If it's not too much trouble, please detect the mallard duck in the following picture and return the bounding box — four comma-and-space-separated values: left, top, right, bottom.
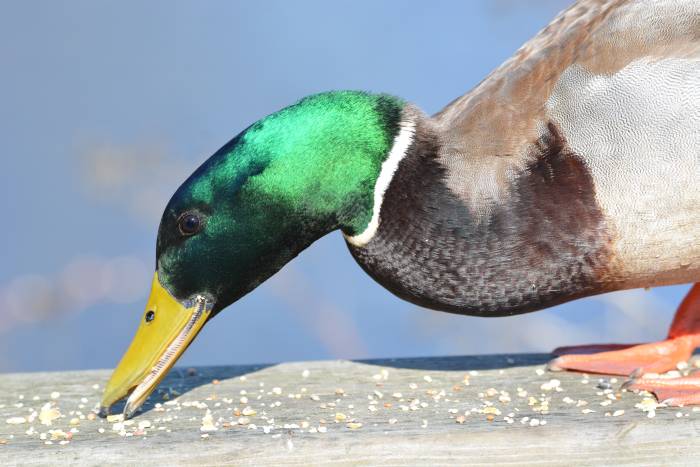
101, 0, 700, 417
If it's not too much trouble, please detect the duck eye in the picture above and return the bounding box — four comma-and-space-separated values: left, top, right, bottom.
145, 310, 155, 323
178, 212, 202, 236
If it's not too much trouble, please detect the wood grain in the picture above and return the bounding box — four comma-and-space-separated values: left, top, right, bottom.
1, 354, 699, 466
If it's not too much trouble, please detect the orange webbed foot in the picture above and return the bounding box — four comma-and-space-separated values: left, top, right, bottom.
547, 337, 697, 376
623, 374, 700, 406
547, 284, 700, 404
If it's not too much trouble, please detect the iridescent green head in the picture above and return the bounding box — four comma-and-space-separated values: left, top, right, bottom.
101, 91, 407, 418
156, 91, 405, 312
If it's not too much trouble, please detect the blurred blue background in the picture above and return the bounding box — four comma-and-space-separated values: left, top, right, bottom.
0, 0, 690, 373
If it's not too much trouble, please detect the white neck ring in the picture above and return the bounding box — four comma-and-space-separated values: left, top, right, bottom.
344, 118, 416, 247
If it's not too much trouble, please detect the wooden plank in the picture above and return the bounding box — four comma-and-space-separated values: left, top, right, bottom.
1, 354, 699, 466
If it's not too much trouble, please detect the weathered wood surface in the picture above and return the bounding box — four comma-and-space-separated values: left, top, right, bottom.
1, 354, 699, 466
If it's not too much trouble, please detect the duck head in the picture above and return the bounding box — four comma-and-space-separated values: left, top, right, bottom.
100, 91, 409, 417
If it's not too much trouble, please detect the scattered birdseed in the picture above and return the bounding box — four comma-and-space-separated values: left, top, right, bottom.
39, 403, 61, 426
138, 420, 152, 430
540, 379, 561, 391
4, 360, 694, 447
635, 398, 659, 418
596, 380, 612, 390
200, 410, 217, 432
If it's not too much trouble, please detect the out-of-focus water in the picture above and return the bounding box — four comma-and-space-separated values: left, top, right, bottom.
0, 0, 690, 372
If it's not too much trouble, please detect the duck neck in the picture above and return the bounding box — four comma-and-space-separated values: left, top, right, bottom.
347, 119, 615, 316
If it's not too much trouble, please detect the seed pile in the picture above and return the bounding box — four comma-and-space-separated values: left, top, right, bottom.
2, 358, 699, 447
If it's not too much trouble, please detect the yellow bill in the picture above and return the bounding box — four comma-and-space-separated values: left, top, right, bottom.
100, 272, 212, 419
